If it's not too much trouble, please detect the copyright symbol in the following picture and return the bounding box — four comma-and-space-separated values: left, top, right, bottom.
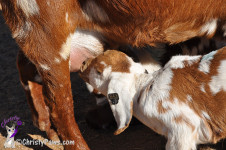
16, 139, 21, 144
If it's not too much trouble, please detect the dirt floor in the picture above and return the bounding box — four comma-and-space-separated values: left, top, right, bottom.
0, 12, 225, 150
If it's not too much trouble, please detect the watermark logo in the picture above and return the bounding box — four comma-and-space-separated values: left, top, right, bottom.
2, 116, 74, 148
1, 115, 24, 149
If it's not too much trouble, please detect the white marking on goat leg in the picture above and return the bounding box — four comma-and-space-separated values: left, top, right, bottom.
54, 58, 61, 64
40, 64, 50, 71
187, 95, 192, 102
200, 83, 206, 93
69, 61, 71, 70
17, 0, 40, 17
100, 61, 107, 67
60, 34, 72, 60
200, 19, 217, 36
65, 12, 69, 23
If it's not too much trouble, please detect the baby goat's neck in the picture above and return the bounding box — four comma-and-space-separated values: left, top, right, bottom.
133, 73, 155, 102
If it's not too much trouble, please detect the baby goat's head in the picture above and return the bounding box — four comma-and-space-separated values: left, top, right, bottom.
80, 50, 146, 135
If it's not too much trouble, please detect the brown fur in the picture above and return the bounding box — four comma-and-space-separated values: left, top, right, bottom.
80, 50, 131, 82
1, 0, 226, 149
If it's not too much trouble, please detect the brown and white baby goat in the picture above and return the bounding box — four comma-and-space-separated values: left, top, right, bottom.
80, 48, 226, 150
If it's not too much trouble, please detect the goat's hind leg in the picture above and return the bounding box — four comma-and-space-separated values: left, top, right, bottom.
17, 50, 59, 141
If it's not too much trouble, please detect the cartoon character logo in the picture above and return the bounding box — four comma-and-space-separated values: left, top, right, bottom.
3, 120, 24, 149
4, 124, 16, 148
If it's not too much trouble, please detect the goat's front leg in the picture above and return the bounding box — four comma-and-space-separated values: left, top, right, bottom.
33, 52, 89, 150
17, 50, 59, 141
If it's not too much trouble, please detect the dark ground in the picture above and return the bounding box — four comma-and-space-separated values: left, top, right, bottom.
0, 11, 225, 150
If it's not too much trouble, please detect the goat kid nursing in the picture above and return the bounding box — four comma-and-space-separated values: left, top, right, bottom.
80, 48, 226, 150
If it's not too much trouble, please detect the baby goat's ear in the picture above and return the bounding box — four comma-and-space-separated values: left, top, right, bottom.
107, 75, 134, 135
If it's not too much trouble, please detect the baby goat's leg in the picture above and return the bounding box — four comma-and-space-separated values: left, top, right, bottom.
17, 51, 59, 141
166, 130, 197, 150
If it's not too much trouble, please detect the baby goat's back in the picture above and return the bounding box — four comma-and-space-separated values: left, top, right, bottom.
164, 46, 226, 143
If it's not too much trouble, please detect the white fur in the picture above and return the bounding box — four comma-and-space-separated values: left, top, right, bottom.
54, 58, 61, 63
86, 82, 94, 93
100, 61, 107, 67
88, 66, 112, 94
200, 19, 218, 36
202, 111, 211, 120
209, 60, 226, 95
60, 34, 72, 60
65, 12, 69, 23
187, 95, 192, 102
17, 0, 39, 17
40, 64, 50, 70
71, 29, 104, 56
200, 83, 206, 93
128, 57, 147, 74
